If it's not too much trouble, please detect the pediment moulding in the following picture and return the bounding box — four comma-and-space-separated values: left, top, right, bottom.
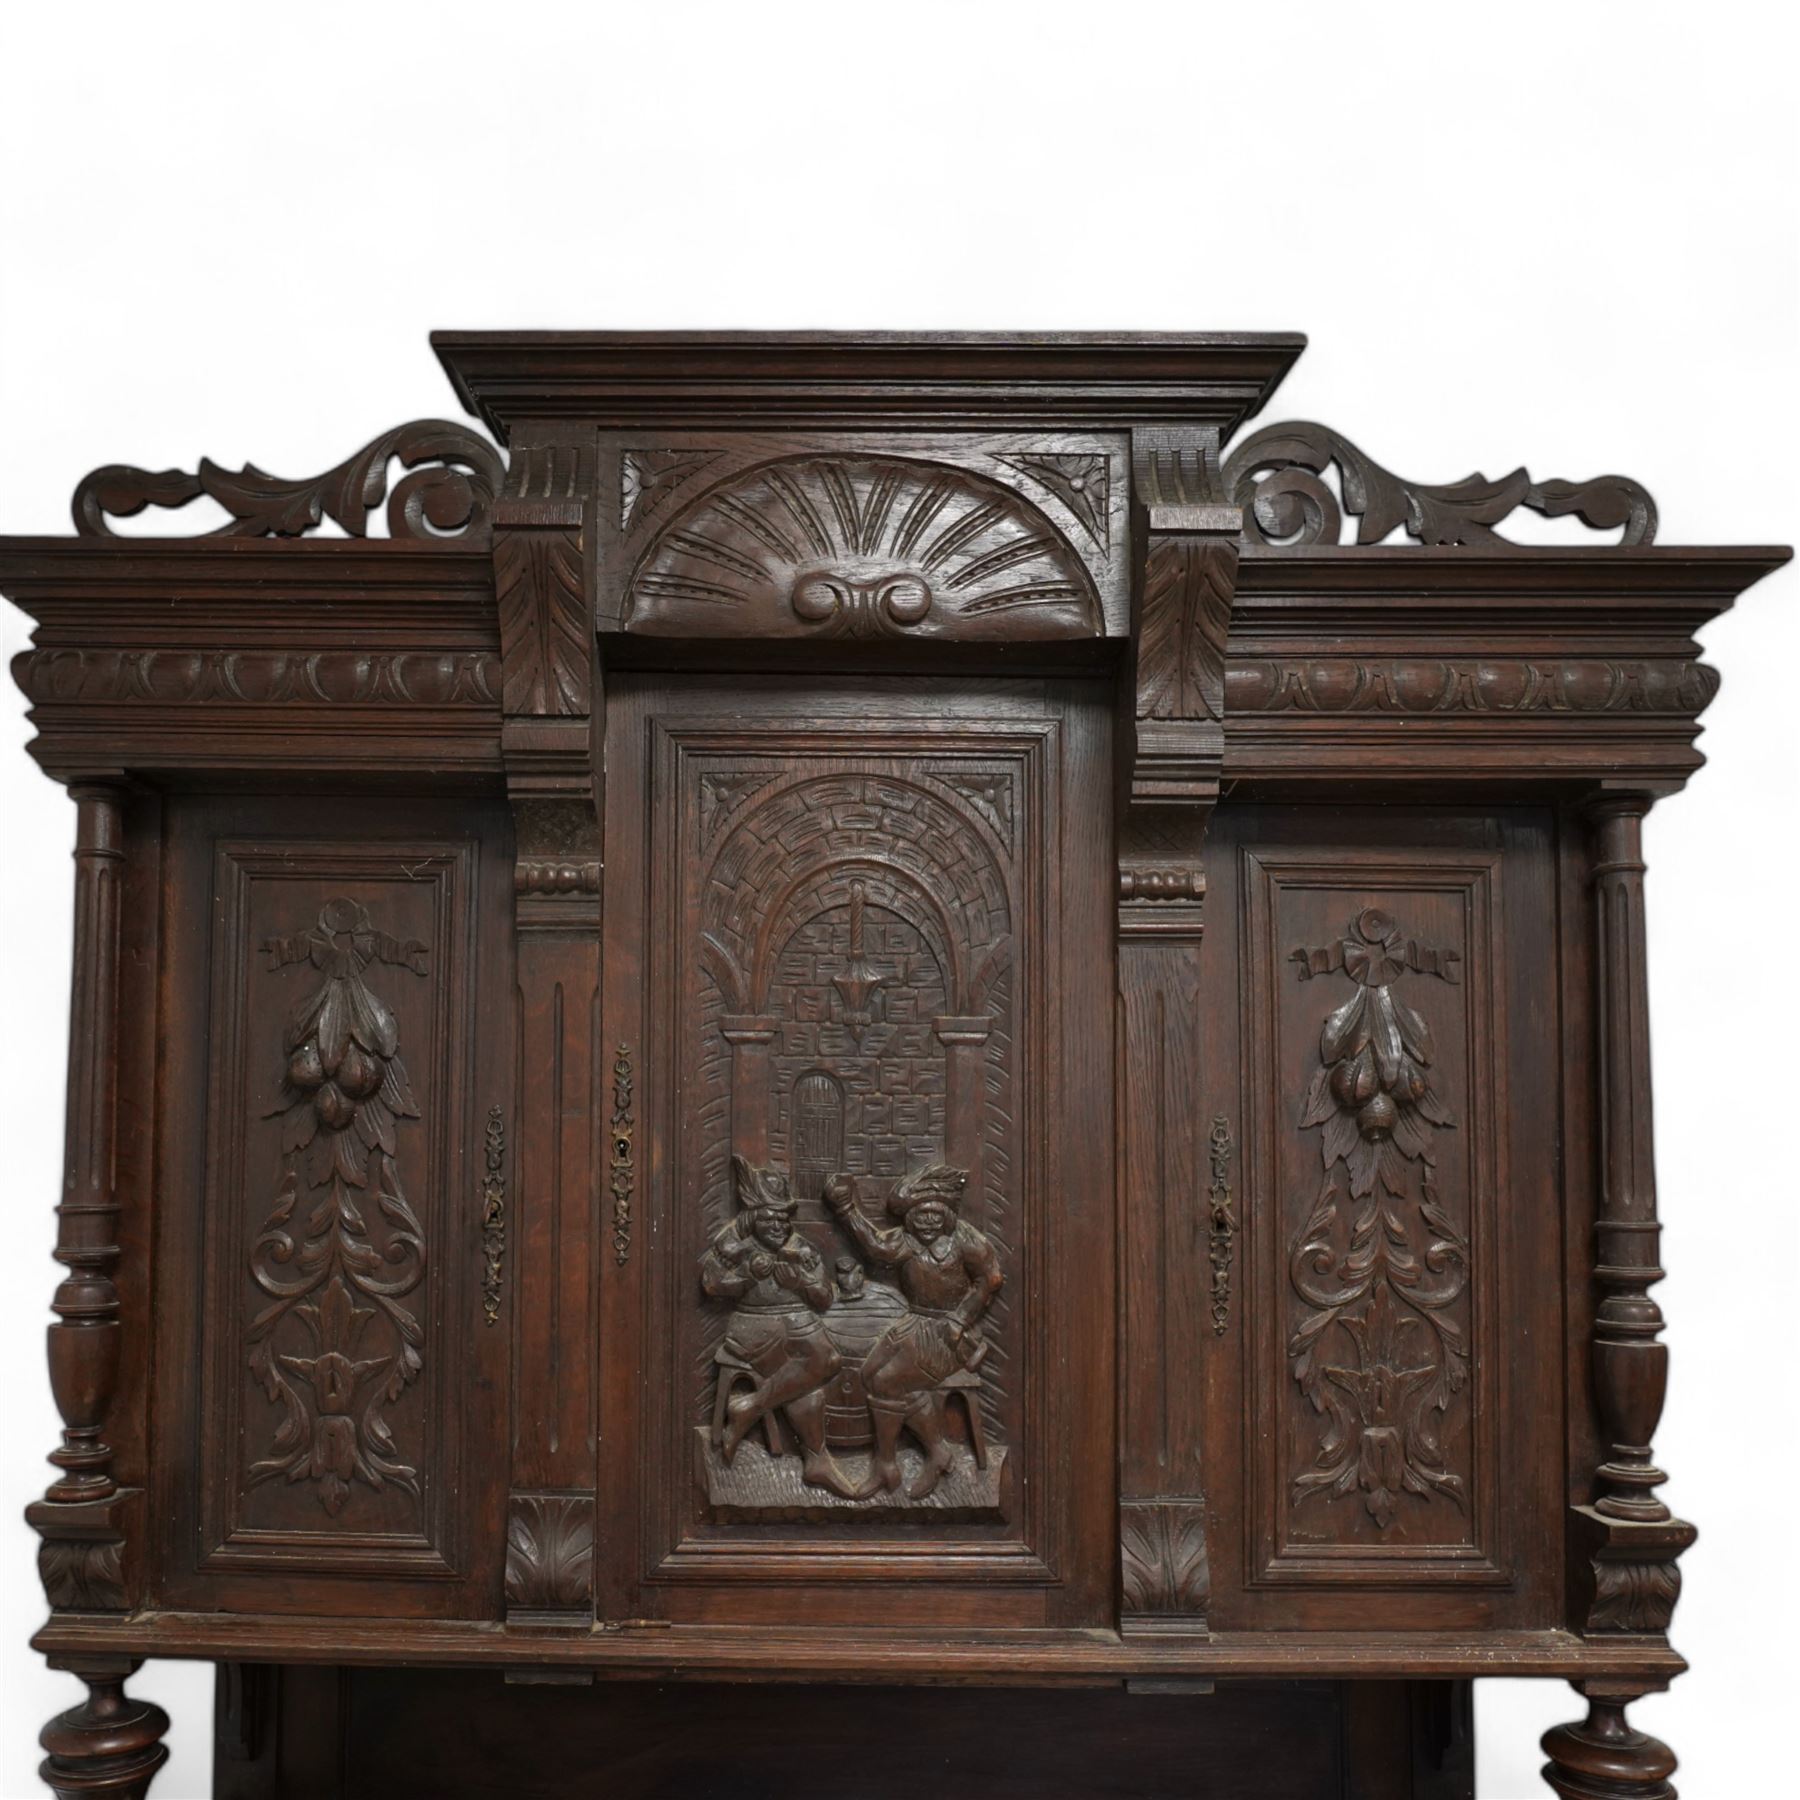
1, 333, 1787, 790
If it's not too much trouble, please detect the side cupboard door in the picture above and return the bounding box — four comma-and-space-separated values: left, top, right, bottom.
1198, 804, 1563, 1632
600, 674, 1113, 1629
154, 793, 513, 1618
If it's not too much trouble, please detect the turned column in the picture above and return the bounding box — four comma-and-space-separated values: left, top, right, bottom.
1546, 796, 1695, 1791
1569, 796, 1695, 1636
1588, 797, 1676, 1520
44, 784, 127, 1503
40, 1660, 168, 1800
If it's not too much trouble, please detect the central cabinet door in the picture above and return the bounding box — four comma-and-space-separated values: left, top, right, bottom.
599, 674, 1112, 1628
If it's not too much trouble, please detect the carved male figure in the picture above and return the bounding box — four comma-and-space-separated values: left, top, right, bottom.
699, 1155, 859, 1497
824, 1164, 1004, 1498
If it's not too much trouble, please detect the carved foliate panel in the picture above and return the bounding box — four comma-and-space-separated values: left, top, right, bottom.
596, 433, 1130, 637
1243, 850, 1505, 1584
197, 843, 476, 1575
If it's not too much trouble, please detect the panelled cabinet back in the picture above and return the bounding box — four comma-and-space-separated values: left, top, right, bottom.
1, 332, 1786, 1800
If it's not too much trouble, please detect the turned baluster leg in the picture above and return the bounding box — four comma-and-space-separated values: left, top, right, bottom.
40, 1660, 169, 1800
1543, 1683, 1676, 1800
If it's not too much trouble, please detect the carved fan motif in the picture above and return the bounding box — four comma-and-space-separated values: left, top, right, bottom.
627, 455, 1101, 639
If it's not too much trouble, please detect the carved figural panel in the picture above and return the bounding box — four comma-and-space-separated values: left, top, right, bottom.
1244, 853, 1502, 1584
656, 738, 1043, 1543
199, 843, 475, 1574
602, 436, 1128, 638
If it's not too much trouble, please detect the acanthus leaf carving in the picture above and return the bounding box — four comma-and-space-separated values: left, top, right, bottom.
494, 524, 589, 718
1288, 906, 1469, 1531
1588, 1558, 1682, 1634
504, 1492, 595, 1613
247, 897, 429, 1517
1120, 1500, 1211, 1617
1137, 538, 1237, 724
72, 419, 503, 542
36, 1535, 126, 1612
1222, 421, 1656, 547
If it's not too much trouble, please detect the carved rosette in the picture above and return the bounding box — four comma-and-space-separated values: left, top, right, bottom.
247, 898, 430, 1517
1288, 908, 1469, 1529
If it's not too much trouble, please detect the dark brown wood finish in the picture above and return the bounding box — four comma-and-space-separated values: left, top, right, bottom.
1, 332, 1788, 1797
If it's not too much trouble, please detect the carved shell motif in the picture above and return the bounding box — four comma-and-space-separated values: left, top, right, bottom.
627, 454, 1101, 639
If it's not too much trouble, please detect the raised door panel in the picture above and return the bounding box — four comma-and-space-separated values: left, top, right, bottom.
156, 795, 512, 1615
601, 676, 1112, 1627
1200, 806, 1562, 1631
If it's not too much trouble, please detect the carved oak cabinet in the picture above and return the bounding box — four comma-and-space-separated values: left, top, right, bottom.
3, 333, 1787, 1799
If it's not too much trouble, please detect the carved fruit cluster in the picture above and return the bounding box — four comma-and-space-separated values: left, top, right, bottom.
248, 898, 430, 1515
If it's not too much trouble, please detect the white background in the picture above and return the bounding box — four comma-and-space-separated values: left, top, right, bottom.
1, 4, 1794, 1795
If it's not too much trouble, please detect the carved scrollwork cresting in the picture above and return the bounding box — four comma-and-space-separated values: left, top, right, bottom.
1120, 1500, 1211, 1620
246, 898, 430, 1517
1287, 908, 1470, 1529
72, 419, 504, 542
1208, 1116, 1236, 1336
1221, 421, 1657, 547
610, 1045, 634, 1267
480, 1108, 506, 1328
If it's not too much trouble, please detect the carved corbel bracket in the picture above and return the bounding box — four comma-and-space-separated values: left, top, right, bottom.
505, 1491, 596, 1627
1118, 428, 1241, 940
494, 441, 599, 916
